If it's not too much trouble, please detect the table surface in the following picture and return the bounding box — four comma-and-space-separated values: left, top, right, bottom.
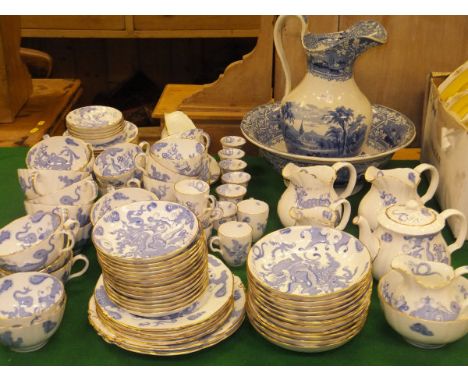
0, 148, 467, 366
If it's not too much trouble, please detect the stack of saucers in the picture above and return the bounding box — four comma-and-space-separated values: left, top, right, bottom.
246, 226, 372, 352
65, 106, 139, 155
18, 136, 97, 251
88, 257, 245, 356
92, 200, 208, 317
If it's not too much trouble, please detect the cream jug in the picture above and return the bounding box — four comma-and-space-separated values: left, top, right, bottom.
358, 163, 439, 230
277, 162, 356, 227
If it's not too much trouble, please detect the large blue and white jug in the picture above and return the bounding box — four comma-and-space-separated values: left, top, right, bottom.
274, 16, 387, 157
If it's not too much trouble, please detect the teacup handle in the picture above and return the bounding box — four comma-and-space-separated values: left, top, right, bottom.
439, 209, 467, 255
201, 132, 211, 149
414, 163, 439, 204
57, 228, 76, 253
68, 254, 90, 281
138, 141, 150, 154
208, 236, 224, 256
126, 178, 141, 188
134, 152, 148, 175
207, 206, 224, 223
85, 143, 94, 161
332, 162, 357, 199
331, 199, 352, 231
83, 179, 99, 200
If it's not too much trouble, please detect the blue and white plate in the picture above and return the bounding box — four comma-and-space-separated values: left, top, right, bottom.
0, 272, 65, 320
240, 103, 416, 185
93, 255, 233, 330
26, 136, 92, 171
92, 200, 198, 260
88, 275, 244, 355
248, 226, 371, 297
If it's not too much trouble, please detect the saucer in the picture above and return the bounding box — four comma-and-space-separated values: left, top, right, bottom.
240, 103, 415, 186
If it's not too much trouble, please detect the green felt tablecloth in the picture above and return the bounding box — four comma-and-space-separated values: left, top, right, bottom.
0, 147, 467, 366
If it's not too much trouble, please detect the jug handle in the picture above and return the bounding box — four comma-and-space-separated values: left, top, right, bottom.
273, 15, 308, 98
332, 199, 352, 231
439, 209, 467, 255
414, 163, 439, 204
332, 162, 357, 199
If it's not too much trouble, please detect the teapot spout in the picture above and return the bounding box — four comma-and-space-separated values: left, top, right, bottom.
352, 215, 379, 261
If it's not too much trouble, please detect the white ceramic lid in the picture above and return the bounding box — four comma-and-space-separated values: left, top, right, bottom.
379, 200, 443, 236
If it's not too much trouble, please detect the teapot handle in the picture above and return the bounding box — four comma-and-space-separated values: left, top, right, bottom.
273, 15, 308, 98
439, 209, 467, 255
414, 163, 439, 204
332, 162, 357, 199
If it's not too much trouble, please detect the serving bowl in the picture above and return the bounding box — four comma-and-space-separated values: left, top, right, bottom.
0, 211, 78, 273
240, 103, 416, 187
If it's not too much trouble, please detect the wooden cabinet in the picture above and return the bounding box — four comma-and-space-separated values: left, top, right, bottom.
20, 16, 261, 38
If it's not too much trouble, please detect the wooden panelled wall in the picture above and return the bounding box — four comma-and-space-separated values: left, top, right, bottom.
275, 16, 468, 145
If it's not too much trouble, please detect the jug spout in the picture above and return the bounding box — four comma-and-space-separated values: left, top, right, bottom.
352, 216, 379, 260
346, 20, 388, 52
364, 166, 383, 183
282, 162, 301, 182
391, 255, 455, 290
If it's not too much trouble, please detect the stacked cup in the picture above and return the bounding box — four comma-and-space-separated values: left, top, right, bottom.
0, 210, 82, 282
174, 179, 223, 242
137, 134, 209, 201
18, 136, 98, 252
93, 142, 148, 193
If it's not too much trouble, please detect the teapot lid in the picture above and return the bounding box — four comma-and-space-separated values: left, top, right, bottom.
378, 200, 443, 235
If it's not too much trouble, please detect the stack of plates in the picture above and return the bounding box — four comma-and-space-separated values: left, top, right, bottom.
65, 106, 139, 154
89, 256, 246, 356
92, 200, 208, 317
246, 226, 372, 352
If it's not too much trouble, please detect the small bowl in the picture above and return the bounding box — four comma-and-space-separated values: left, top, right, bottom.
218, 148, 245, 160
216, 184, 247, 204
219, 159, 247, 175
91, 187, 159, 225
0, 212, 78, 273
28, 177, 98, 206
17, 169, 89, 200
221, 171, 251, 188
220, 136, 246, 149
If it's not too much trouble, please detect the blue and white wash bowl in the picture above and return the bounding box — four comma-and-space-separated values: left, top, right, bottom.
378, 259, 468, 349
0, 211, 79, 273
26, 136, 93, 172
240, 103, 415, 187
0, 272, 66, 352
17, 169, 89, 200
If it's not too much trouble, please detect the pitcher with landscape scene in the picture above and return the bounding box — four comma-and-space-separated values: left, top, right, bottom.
274, 16, 387, 157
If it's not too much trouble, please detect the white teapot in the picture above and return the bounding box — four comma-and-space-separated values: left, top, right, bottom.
354, 200, 467, 280
358, 163, 439, 230
277, 162, 356, 227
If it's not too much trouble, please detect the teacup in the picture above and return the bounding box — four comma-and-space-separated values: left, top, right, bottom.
149, 137, 205, 177
135, 151, 197, 183
94, 142, 146, 178
216, 184, 247, 204
221, 171, 251, 188
218, 148, 245, 160
26, 136, 92, 172
174, 179, 216, 216
142, 174, 176, 202
73, 223, 93, 252
91, 187, 159, 225
198, 204, 224, 229
237, 198, 269, 242
0, 212, 78, 273
24, 202, 93, 229
213, 201, 237, 230
49, 252, 89, 284
172, 128, 211, 150
209, 221, 252, 267
28, 177, 98, 206
289, 199, 352, 230
219, 159, 247, 174
18, 169, 89, 199
220, 136, 246, 149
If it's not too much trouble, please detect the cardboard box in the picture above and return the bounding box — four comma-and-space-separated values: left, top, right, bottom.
421, 72, 468, 240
